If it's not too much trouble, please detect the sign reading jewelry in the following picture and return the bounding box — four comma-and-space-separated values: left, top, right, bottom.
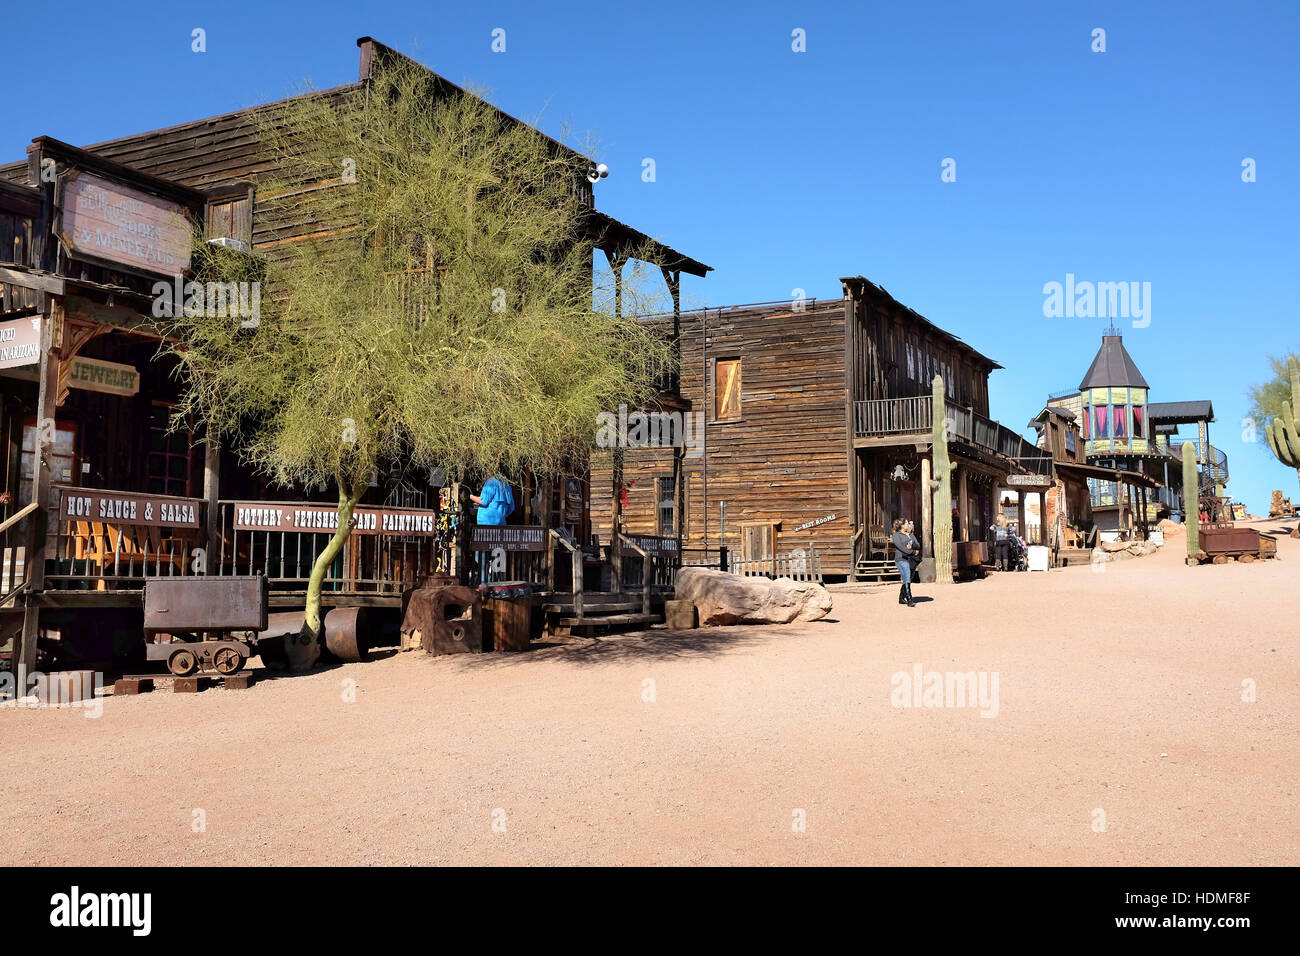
59, 170, 193, 274
233, 503, 438, 535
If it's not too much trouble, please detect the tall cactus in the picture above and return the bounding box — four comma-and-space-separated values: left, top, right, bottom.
1264, 356, 1300, 491
1182, 440, 1199, 562
930, 374, 955, 583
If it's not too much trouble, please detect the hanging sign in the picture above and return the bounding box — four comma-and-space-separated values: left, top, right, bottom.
471, 525, 547, 552
66, 356, 140, 396
1005, 474, 1052, 487
0, 316, 41, 369
59, 170, 193, 274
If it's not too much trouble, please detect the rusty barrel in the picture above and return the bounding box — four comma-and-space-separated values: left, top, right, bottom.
324, 606, 370, 663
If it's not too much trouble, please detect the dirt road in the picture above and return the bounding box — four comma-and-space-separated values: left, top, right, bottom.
2, 521, 1296, 865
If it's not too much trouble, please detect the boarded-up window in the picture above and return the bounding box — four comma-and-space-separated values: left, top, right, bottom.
714, 358, 741, 420
205, 193, 253, 245
740, 521, 778, 561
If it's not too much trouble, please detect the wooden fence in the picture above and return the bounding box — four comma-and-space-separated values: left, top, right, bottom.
731, 544, 823, 584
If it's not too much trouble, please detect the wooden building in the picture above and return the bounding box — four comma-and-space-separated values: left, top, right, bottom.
0, 37, 709, 674
593, 277, 1052, 582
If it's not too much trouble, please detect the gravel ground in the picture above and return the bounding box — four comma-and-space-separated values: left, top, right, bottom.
2, 521, 1296, 866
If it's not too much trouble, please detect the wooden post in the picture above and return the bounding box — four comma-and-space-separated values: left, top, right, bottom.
202, 435, 220, 574
611, 449, 624, 594
920, 455, 933, 558
1038, 490, 1047, 546
1016, 489, 1026, 540
17, 295, 62, 679
956, 465, 968, 542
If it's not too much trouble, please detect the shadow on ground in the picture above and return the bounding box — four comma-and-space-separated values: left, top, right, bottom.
442, 623, 785, 670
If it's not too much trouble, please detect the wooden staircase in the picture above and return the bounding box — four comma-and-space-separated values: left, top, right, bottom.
854, 559, 900, 583
543, 592, 663, 637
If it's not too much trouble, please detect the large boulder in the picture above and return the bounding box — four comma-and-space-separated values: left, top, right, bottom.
675, 567, 832, 626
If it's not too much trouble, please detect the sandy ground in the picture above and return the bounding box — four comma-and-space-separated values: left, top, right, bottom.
2, 520, 1296, 866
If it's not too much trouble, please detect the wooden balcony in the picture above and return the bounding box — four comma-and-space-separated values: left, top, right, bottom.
853, 396, 1052, 477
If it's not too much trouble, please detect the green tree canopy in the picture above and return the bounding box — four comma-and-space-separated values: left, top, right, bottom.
157, 59, 671, 661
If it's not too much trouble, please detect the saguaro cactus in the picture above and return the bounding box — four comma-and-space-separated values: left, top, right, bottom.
1182, 440, 1200, 562
1265, 357, 1300, 490
930, 374, 955, 583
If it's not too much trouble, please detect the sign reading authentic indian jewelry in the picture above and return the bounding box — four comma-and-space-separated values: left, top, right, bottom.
0, 316, 40, 369
60, 489, 201, 528
59, 171, 192, 274
625, 534, 679, 555
471, 525, 547, 552
233, 502, 438, 536
67, 357, 139, 396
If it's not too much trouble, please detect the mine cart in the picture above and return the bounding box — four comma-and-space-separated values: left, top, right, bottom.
1198, 495, 1276, 563
142, 576, 269, 676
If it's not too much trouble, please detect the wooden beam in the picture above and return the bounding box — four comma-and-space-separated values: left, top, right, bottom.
0, 266, 63, 296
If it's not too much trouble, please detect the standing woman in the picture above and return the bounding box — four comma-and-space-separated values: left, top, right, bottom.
891, 518, 920, 607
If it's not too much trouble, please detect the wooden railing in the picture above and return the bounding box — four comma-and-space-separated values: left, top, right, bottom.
854, 395, 933, 437
47, 487, 206, 588
0, 501, 37, 604
214, 500, 438, 593
732, 543, 824, 584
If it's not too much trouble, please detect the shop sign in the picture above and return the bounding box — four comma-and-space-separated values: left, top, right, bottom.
0, 316, 40, 369
67, 356, 140, 396
232, 502, 438, 536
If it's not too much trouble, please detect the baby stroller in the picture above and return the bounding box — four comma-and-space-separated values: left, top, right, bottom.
1006, 533, 1029, 572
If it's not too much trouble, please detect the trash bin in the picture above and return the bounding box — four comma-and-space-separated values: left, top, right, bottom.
479, 581, 533, 652
1027, 545, 1050, 572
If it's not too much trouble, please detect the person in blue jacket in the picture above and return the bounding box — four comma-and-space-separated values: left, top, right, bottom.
471, 476, 514, 526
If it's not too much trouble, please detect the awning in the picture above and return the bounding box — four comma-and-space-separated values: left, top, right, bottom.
1056, 461, 1163, 489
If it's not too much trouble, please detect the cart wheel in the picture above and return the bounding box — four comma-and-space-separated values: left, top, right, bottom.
213, 647, 244, 675
168, 648, 198, 677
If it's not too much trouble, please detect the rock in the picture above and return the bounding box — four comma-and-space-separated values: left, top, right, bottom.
664, 599, 697, 630
675, 567, 832, 626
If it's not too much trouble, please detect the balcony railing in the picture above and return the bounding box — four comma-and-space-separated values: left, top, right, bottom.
853, 395, 933, 437
853, 396, 1050, 475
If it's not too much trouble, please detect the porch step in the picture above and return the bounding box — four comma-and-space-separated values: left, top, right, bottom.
854, 560, 900, 582
1057, 547, 1093, 567
558, 612, 662, 629
544, 599, 643, 615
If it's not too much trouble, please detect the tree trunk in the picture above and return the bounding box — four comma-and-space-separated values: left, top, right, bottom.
286, 477, 367, 670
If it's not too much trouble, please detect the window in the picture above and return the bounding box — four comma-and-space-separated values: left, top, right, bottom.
1132, 404, 1144, 439
906, 343, 915, 382
1112, 404, 1127, 439
714, 358, 742, 420
148, 403, 193, 497
1093, 405, 1109, 439
1066, 429, 1076, 454
204, 190, 253, 245
656, 476, 679, 537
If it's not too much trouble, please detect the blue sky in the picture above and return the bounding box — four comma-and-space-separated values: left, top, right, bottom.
2, 0, 1296, 511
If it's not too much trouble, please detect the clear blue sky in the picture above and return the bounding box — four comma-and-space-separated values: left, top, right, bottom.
2, 0, 1296, 511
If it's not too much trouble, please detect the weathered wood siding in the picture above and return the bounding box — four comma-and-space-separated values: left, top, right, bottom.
593, 301, 853, 575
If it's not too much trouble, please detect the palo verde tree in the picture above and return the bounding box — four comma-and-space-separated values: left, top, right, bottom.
159, 59, 670, 667
1248, 353, 1300, 493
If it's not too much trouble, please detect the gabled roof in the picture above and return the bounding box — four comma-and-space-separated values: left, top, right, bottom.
1079, 334, 1149, 390
1028, 404, 1078, 430
840, 275, 1002, 370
